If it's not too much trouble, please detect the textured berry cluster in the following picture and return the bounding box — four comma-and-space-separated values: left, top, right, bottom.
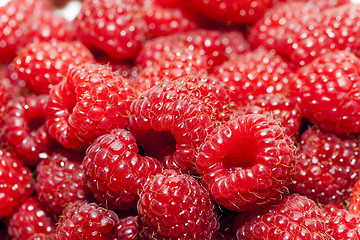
2, 0, 360, 239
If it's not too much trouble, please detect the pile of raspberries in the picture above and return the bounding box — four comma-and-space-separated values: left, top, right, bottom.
2, 0, 360, 239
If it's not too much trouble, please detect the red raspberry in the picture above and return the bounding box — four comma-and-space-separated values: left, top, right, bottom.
350, 179, 360, 215
13, 40, 95, 94
291, 127, 360, 205
28, 234, 56, 240
213, 48, 293, 104
56, 201, 120, 240
236, 194, 328, 240
0, 62, 27, 98
141, 0, 197, 38
236, 93, 302, 140
248, 2, 320, 51
115, 216, 139, 240
196, 114, 296, 211
129, 77, 232, 173
294, 51, 360, 134
0, 0, 50, 62
95, 57, 139, 82
4, 95, 53, 166
0, 149, 34, 218
83, 128, 161, 210
45, 63, 136, 150
138, 170, 219, 239
268, 0, 350, 10
7, 196, 57, 240
35, 149, 90, 215
75, 0, 148, 61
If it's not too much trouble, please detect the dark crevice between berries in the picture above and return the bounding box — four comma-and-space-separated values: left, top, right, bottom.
134, 129, 176, 162
221, 138, 257, 170
28, 116, 45, 137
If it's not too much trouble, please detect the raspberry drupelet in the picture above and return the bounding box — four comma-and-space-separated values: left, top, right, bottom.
196, 114, 296, 211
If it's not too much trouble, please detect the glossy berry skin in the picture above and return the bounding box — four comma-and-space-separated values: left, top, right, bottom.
138, 170, 219, 239
115, 216, 139, 240
294, 51, 360, 134
13, 40, 95, 94
236, 194, 328, 240
76, 0, 148, 61
35, 150, 90, 215
291, 128, 360, 206
213, 48, 293, 104
83, 128, 162, 210
4, 95, 53, 166
129, 77, 232, 173
7, 197, 57, 240
0, 149, 34, 218
46, 63, 136, 150
56, 201, 120, 240
196, 114, 296, 212
350, 179, 360, 215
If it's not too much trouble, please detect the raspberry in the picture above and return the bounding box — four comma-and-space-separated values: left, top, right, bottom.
28, 234, 56, 240
35, 149, 90, 215
95, 57, 139, 82
115, 216, 139, 240
235, 93, 302, 140
83, 128, 162, 210
350, 179, 360, 215
45, 63, 136, 150
129, 77, 232, 173
4, 95, 53, 166
196, 114, 296, 211
138, 170, 219, 239
294, 51, 360, 134
75, 0, 148, 61
0, 62, 27, 98
248, 2, 320, 50
291, 127, 360, 206
213, 48, 293, 104
56, 201, 120, 240
6, 196, 57, 240
236, 194, 328, 240
13, 40, 95, 94
0, 148, 34, 218
0, 0, 50, 62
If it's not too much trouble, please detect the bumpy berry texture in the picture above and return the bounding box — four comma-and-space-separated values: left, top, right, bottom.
0, 149, 34, 218
7, 197, 57, 240
35, 150, 90, 215
196, 114, 296, 211
129, 77, 232, 173
13, 40, 95, 94
213, 48, 293, 104
138, 170, 219, 239
83, 128, 162, 210
291, 128, 360, 206
46, 63, 136, 150
236, 194, 328, 240
350, 179, 360, 215
56, 201, 120, 240
4, 95, 53, 166
235, 93, 302, 140
76, 0, 148, 60
294, 51, 360, 134
115, 216, 139, 240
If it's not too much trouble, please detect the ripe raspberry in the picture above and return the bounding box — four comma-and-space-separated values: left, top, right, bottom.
7, 197, 57, 240
28, 233, 56, 240
236, 194, 328, 240
83, 128, 161, 210
35, 149, 90, 215
45, 63, 136, 150
138, 170, 219, 239
4, 95, 53, 166
13, 40, 95, 94
350, 179, 360, 215
56, 201, 120, 240
0, 0, 50, 62
213, 48, 293, 104
0, 62, 27, 98
129, 77, 232, 173
141, 0, 197, 38
95, 57, 139, 82
115, 216, 139, 240
0, 148, 34, 218
75, 0, 147, 60
196, 114, 296, 211
235, 93, 302, 140
248, 2, 320, 50
294, 51, 360, 134
291, 127, 360, 205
